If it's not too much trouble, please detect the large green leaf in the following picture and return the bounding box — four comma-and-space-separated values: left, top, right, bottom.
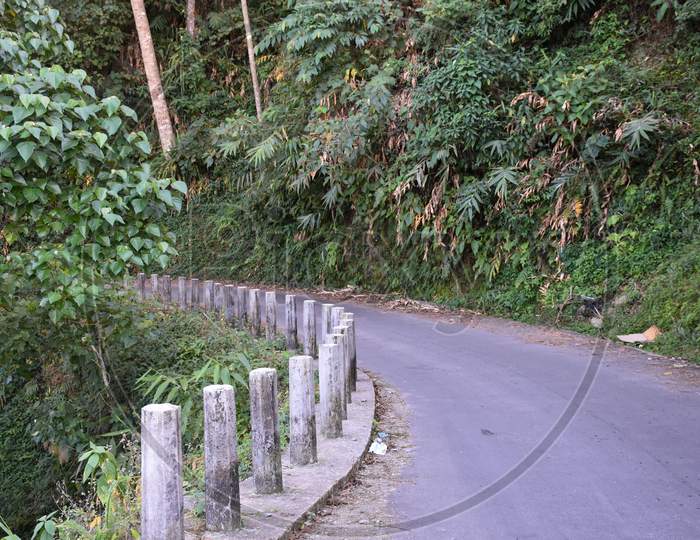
17, 141, 36, 162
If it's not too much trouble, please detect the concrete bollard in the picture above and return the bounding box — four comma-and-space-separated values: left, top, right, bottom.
285, 295, 298, 351
203, 280, 214, 311
214, 283, 223, 314
191, 278, 200, 309
343, 315, 357, 392
177, 277, 187, 309
330, 307, 344, 336
321, 303, 333, 345
288, 355, 317, 465
161, 275, 172, 303
334, 324, 352, 405
302, 300, 317, 357
249, 289, 261, 336
203, 385, 240, 531
236, 286, 248, 327
319, 344, 343, 438
224, 285, 236, 324
150, 274, 159, 299
137, 273, 146, 300
249, 368, 283, 494
140, 404, 184, 540
265, 291, 277, 341
330, 330, 349, 419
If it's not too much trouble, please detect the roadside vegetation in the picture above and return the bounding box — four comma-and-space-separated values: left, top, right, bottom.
162, 0, 698, 361
0, 1, 289, 535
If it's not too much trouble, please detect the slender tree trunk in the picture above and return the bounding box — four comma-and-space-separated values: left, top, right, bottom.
240, 0, 263, 121
186, 0, 196, 38
129, 0, 176, 154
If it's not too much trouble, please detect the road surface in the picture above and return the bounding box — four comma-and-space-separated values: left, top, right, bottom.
302, 297, 700, 539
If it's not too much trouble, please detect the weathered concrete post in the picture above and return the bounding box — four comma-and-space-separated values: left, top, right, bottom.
331, 306, 344, 335
330, 329, 349, 419
236, 286, 248, 327
265, 291, 277, 341
214, 283, 224, 314
289, 355, 317, 465
137, 273, 146, 300
190, 278, 200, 309
285, 295, 298, 350
343, 314, 357, 391
224, 285, 236, 324
204, 280, 214, 311
203, 385, 240, 531
140, 404, 184, 540
150, 274, 159, 299
321, 303, 333, 344
177, 277, 187, 309
249, 289, 261, 336
123, 273, 129, 290
249, 368, 283, 494
161, 275, 172, 303
302, 300, 317, 357
334, 325, 352, 406
319, 344, 343, 438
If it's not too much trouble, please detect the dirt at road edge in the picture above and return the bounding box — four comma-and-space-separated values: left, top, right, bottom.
292, 374, 413, 539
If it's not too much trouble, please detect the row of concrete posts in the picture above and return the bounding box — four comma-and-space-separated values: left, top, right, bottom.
131, 273, 358, 539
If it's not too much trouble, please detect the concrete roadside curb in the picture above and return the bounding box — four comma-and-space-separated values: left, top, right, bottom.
185, 369, 376, 540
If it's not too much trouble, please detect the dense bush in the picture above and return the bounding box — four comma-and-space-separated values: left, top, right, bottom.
150, 1, 699, 360
0, 299, 290, 533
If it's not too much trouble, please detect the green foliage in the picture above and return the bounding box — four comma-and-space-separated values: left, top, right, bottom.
652, 0, 700, 23
161, 0, 700, 364
0, 301, 291, 533
257, 0, 396, 83
604, 241, 700, 360
1, 0, 183, 323
0, 386, 64, 534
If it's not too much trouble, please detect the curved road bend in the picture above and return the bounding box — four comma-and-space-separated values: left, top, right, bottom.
280, 294, 700, 538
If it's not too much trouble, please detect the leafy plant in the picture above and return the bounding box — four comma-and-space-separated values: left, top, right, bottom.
1, 0, 185, 323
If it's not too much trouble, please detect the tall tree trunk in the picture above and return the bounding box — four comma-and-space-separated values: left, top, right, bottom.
129, 0, 176, 154
186, 0, 196, 38
240, 0, 262, 121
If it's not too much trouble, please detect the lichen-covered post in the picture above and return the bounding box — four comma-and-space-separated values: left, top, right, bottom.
150, 274, 159, 299
137, 273, 146, 300
141, 404, 184, 540
285, 295, 298, 350
343, 314, 357, 392
161, 275, 172, 303
302, 300, 317, 357
319, 344, 343, 438
249, 289, 261, 336
330, 330, 348, 419
203, 280, 214, 311
330, 306, 344, 335
214, 283, 223, 314
289, 355, 317, 465
334, 324, 352, 405
177, 277, 187, 309
249, 368, 283, 494
265, 291, 277, 341
203, 385, 240, 531
321, 303, 333, 345
224, 285, 235, 324
190, 278, 200, 309
236, 286, 248, 327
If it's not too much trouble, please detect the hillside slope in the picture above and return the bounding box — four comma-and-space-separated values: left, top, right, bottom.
63, 0, 700, 360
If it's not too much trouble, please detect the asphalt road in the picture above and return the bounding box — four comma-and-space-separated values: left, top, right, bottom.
314, 299, 700, 539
